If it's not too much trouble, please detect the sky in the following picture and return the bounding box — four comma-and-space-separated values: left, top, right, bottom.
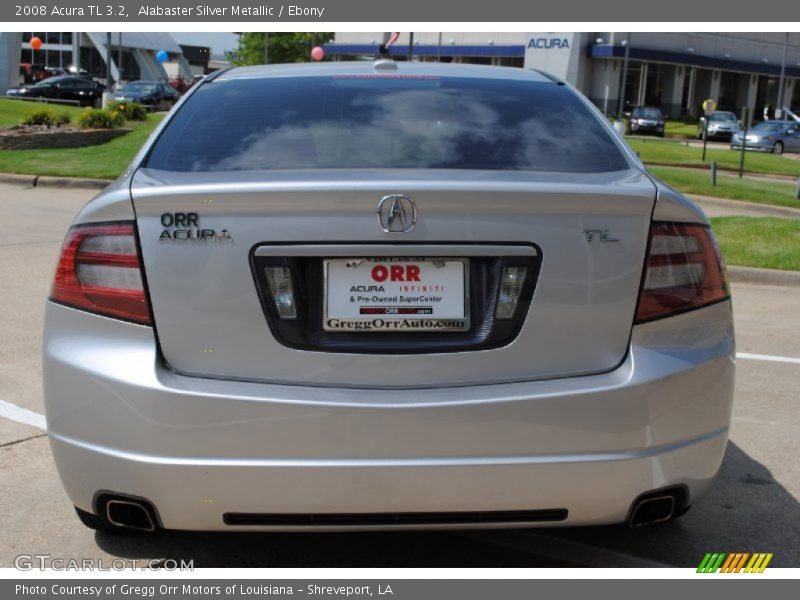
171, 32, 238, 58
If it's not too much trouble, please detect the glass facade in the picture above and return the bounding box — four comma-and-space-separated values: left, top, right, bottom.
18, 33, 141, 81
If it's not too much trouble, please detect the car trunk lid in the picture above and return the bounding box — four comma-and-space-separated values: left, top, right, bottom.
131, 167, 656, 388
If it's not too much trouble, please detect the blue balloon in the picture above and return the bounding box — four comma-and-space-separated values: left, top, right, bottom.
156, 50, 168, 63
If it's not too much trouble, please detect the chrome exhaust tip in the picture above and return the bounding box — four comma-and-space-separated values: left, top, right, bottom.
628, 495, 676, 527
105, 499, 156, 532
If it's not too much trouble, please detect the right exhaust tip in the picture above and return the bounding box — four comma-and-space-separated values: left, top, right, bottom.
627, 485, 689, 527
628, 496, 675, 527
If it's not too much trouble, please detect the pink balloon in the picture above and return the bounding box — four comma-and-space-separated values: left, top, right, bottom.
311, 46, 325, 62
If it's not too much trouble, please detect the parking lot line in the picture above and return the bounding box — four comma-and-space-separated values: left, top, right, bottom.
0, 350, 797, 432
737, 352, 800, 365
0, 399, 46, 430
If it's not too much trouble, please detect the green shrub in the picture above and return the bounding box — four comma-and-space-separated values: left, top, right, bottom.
78, 108, 125, 130
107, 100, 148, 121
21, 108, 71, 128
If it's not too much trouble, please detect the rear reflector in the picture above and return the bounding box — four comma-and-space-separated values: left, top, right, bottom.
50, 222, 152, 325
635, 222, 729, 323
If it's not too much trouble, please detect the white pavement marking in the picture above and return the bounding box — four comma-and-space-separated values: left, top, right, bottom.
737, 352, 800, 365
0, 351, 796, 431
0, 399, 46, 431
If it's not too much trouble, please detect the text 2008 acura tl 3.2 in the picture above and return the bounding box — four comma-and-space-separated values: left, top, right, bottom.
44, 61, 733, 533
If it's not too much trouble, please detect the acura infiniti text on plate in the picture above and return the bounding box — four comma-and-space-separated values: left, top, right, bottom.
43, 60, 734, 533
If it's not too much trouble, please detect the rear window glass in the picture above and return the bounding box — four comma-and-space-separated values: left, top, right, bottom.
145, 75, 629, 173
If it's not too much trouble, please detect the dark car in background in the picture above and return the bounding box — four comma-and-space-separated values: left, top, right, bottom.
697, 111, 740, 141
626, 106, 665, 137
6, 75, 104, 107
114, 81, 180, 111
730, 120, 800, 154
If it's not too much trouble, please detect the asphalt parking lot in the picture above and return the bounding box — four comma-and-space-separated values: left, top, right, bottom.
0, 181, 798, 568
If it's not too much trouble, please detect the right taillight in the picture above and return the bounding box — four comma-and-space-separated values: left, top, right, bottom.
50, 222, 152, 325
635, 221, 729, 323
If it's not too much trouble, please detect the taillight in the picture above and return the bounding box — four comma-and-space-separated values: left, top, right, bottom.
635, 222, 729, 323
50, 222, 152, 325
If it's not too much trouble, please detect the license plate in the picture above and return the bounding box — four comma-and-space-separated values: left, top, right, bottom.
324, 258, 469, 332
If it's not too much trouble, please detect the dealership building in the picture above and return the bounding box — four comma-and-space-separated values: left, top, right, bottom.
0, 32, 194, 94
325, 32, 800, 120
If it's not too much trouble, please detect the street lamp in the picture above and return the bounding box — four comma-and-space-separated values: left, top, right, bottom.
776, 33, 789, 118
616, 33, 631, 130
596, 38, 611, 115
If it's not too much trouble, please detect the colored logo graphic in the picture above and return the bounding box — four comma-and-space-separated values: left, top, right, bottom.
697, 553, 773, 573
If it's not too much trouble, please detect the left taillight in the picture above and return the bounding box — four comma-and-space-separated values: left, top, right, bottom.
50, 222, 152, 325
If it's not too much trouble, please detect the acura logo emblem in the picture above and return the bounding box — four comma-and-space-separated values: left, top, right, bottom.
376, 194, 417, 233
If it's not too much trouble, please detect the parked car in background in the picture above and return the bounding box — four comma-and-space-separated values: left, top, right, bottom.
19, 63, 48, 84
114, 81, 180, 111
45, 62, 734, 534
168, 77, 188, 95
697, 111, 740, 141
45, 67, 69, 78
730, 120, 800, 154
626, 106, 665, 137
6, 75, 104, 107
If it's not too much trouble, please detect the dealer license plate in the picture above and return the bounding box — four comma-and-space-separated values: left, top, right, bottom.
324, 258, 469, 332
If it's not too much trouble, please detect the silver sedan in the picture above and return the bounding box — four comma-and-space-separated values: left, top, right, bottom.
43, 61, 734, 533
730, 120, 800, 154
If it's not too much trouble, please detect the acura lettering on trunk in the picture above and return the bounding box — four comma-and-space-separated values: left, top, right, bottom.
44, 61, 734, 533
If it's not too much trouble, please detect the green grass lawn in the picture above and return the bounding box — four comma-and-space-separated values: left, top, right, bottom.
650, 166, 800, 209
629, 137, 800, 177
710, 216, 800, 271
0, 97, 92, 127
664, 120, 697, 138
0, 98, 161, 179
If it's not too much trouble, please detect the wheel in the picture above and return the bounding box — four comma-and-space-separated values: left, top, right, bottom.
773, 141, 784, 155
74, 506, 114, 532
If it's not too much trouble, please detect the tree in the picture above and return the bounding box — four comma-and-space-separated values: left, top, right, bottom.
228, 32, 334, 66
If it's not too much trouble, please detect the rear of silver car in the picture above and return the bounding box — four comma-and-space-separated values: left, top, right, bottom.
43, 63, 734, 532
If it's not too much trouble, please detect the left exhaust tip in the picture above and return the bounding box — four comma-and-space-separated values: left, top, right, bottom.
105, 498, 157, 532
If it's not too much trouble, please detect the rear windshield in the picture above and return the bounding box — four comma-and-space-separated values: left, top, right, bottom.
633, 108, 661, 119
710, 112, 736, 122
145, 75, 629, 173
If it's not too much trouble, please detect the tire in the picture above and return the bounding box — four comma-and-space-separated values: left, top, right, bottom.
74, 506, 114, 532
773, 141, 784, 155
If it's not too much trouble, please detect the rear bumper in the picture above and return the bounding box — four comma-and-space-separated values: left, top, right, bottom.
44, 300, 735, 530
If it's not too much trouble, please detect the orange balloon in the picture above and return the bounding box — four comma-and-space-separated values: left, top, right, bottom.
30, 37, 42, 50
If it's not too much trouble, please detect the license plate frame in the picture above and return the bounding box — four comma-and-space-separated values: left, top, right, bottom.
323, 257, 470, 333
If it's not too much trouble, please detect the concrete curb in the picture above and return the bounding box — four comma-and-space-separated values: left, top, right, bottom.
689, 194, 800, 219
728, 266, 800, 287
0, 172, 112, 190
35, 175, 111, 189
0, 173, 36, 187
